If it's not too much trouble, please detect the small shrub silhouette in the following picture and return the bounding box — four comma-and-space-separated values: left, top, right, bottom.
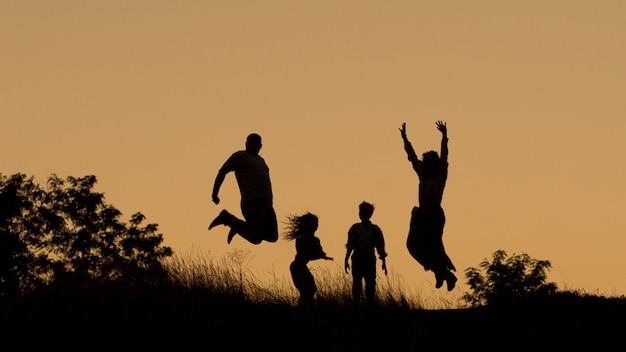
463, 249, 557, 306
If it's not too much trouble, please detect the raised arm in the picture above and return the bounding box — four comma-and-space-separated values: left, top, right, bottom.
436, 120, 448, 161
400, 122, 420, 168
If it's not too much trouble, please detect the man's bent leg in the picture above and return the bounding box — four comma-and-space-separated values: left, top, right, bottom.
241, 198, 278, 244
259, 205, 278, 242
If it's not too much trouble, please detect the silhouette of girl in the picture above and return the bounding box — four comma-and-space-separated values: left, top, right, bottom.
400, 121, 457, 291
284, 212, 333, 310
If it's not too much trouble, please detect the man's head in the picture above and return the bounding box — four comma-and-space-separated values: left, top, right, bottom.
245, 133, 262, 154
359, 201, 375, 221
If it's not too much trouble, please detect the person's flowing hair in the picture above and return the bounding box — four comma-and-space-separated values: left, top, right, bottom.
283, 212, 318, 241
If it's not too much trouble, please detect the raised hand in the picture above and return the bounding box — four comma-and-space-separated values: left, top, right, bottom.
399, 122, 407, 139
436, 120, 447, 134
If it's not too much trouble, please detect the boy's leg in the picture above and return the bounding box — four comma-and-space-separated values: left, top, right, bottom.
365, 275, 377, 306
352, 268, 363, 307
363, 257, 377, 306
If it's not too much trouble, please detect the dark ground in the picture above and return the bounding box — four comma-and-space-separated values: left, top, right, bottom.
2, 290, 625, 351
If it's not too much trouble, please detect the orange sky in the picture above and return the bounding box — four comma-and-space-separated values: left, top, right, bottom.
3, 1, 626, 299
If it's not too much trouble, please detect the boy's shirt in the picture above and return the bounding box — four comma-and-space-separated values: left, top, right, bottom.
347, 222, 386, 259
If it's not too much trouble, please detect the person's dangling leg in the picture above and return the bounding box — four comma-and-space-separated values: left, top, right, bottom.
428, 206, 457, 290
407, 207, 430, 269
434, 269, 445, 289
445, 270, 457, 291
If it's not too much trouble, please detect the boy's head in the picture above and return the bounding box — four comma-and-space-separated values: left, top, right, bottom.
358, 201, 375, 221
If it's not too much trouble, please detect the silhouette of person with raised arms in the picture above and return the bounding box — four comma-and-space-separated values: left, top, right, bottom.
208, 133, 279, 244
284, 212, 333, 311
400, 121, 457, 291
344, 201, 387, 308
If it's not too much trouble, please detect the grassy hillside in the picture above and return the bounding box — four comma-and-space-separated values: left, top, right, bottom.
2, 251, 625, 351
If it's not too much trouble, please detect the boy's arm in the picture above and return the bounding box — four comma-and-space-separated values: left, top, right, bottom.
344, 248, 352, 273
381, 256, 387, 276
375, 226, 388, 275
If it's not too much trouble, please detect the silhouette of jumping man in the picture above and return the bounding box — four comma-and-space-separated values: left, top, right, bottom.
208, 133, 279, 244
284, 212, 333, 311
400, 121, 457, 291
344, 201, 387, 308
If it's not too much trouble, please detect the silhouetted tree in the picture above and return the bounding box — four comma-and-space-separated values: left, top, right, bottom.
0, 174, 49, 296
463, 249, 557, 307
0, 173, 172, 296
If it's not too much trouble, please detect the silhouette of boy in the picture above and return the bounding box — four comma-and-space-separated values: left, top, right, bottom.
344, 201, 387, 307
208, 133, 279, 244
400, 121, 457, 291
284, 212, 333, 311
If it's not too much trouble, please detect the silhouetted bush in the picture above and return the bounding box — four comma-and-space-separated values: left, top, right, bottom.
0, 173, 172, 297
462, 249, 557, 306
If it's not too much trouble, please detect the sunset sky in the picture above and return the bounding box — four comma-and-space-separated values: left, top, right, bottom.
3, 1, 626, 299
